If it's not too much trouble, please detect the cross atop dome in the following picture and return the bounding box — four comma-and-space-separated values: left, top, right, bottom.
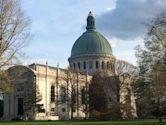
88, 11, 93, 16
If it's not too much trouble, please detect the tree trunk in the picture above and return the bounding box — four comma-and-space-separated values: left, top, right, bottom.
159, 117, 162, 123
70, 102, 73, 120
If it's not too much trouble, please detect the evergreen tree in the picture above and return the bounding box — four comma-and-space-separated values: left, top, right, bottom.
89, 71, 121, 120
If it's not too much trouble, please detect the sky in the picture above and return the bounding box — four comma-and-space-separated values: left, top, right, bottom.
21, 0, 166, 68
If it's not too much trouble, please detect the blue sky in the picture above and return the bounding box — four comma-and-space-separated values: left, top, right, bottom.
21, 0, 166, 68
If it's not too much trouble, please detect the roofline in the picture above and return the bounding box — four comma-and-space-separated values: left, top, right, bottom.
29, 63, 68, 72
29, 63, 88, 76
7, 65, 36, 74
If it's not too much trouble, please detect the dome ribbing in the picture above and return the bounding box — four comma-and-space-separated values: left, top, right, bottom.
71, 11, 112, 57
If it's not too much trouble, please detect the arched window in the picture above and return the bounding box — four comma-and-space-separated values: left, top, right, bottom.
102, 61, 105, 69
83, 62, 86, 69
78, 62, 80, 70
107, 62, 110, 69
96, 61, 99, 69
112, 63, 114, 70
51, 86, 55, 102
110, 62, 112, 70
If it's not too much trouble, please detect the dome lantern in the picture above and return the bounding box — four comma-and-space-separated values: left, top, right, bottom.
70, 11, 112, 57
69, 12, 115, 75
86, 11, 96, 30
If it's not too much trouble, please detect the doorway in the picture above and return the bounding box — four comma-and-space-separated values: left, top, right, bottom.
0, 100, 4, 118
17, 98, 23, 115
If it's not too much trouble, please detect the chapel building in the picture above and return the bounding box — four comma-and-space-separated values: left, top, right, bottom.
2, 12, 137, 120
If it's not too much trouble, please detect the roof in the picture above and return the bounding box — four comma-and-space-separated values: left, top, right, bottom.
70, 11, 112, 58
71, 30, 112, 57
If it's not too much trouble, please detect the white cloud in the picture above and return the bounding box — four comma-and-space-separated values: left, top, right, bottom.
108, 37, 118, 48
115, 50, 137, 66
106, 8, 112, 11
112, 37, 144, 65
105, 5, 116, 12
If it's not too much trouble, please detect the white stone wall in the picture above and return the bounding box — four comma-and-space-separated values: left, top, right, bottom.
33, 64, 91, 120
68, 54, 115, 75
119, 81, 137, 118
3, 64, 91, 120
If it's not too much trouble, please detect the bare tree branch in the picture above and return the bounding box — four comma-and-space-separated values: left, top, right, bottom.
0, 0, 31, 70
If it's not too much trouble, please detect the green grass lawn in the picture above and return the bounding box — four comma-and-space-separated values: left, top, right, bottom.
0, 120, 166, 125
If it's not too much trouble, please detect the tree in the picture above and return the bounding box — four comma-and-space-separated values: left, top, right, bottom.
89, 61, 137, 120
115, 60, 136, 76
89, 70, 121, 120
89, 72, 107, 112
65, 70, 78, 120
6, 66, 42, 120
61, 68, 84, 120
0, 0, 31, 69
0, 0, 31, 96
115, 60, 137, 119
0, 71, 10, 93
0, 71, 11, 118
24, 83, 42, 120
134, 10, 166, 122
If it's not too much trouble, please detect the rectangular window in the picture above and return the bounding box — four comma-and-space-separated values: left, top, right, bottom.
17, 85, 24, 92
72, 88, 76, 104
51, 86, 55, 102
74, 63, 76, 70
51, 108, 55, 111
83, 62, 86, 69
96, 61, 99, 69
60, 87, 66, 103
78, 62, 80, 69
89, 61, 92, 69
81, 87, 85, 104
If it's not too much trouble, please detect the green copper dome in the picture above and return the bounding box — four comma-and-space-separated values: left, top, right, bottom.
71, 11, 112, 57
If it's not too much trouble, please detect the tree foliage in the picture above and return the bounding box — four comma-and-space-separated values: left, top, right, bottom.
134, 10, 166, 122
0, 71, 10, 93
89, 71, 121, 120
115, 60, 137, 76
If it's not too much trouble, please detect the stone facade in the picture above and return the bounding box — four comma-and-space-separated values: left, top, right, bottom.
3, 64, 91, 120
3, 66, 35, 120
68, 54, 115, 75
